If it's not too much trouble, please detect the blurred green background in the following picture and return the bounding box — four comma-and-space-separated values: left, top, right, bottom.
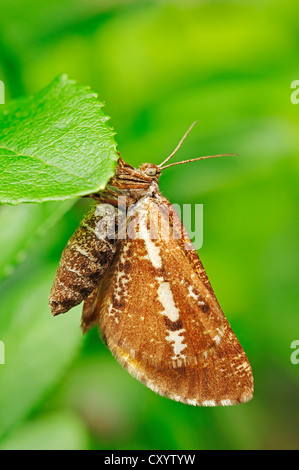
0, 0, 298, 450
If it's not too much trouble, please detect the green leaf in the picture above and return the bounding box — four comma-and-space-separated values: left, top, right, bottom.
0, 74, 118, 204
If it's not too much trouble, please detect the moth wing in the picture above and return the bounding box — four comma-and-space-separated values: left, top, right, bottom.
88, 196, 253, 406
50, 204, 119, 316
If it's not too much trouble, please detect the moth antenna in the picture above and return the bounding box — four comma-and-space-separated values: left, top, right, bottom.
159, 153, 238, 170
158, 121, 198, 168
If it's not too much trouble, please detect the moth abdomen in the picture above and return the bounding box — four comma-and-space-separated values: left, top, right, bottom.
49, 205, 119, 316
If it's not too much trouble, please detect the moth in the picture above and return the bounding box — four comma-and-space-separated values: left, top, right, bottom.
49, 123, 254, 407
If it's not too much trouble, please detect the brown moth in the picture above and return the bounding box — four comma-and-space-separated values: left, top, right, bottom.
49, 124, 254, 406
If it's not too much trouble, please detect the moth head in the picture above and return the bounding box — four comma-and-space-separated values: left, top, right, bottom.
115, 124, 237, 188
139, 163, 161, 180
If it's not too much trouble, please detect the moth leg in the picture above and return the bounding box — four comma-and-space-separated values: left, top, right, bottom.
81, 284, 102, 333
